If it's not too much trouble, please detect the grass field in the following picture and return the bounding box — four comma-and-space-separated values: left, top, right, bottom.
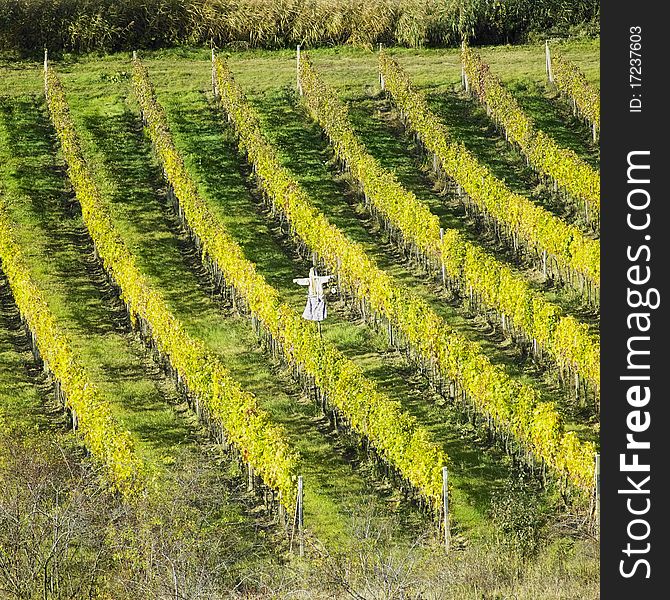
0, 38, 600, 598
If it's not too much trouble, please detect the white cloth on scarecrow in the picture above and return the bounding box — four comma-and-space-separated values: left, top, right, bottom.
293, 267, 333, 322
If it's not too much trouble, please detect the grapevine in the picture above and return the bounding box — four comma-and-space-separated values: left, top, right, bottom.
133, 55, 450, 512
550, 48, 600, 136
45, 66, 300, 510
379, 51, 600, 301
461, 45, 600, 227
300, 50, 600, 400
0, 202, 145, 496
218, 53, 596, 498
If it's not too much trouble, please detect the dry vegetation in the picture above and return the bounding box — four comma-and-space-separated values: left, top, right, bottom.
0, 0, 598, 54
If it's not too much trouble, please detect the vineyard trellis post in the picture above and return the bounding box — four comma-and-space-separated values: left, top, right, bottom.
461, 41, 469, 92
296, 45, 302, 96
298, 475, 304, 556
290, 475, 305, 557
439, 227, 446, 287
545, 40, 553, 83
379, 43, 385, 90
43, 49, 48, 94
211, 43, 216, 98
443, 466, 450, 551
595, 452, 600, 531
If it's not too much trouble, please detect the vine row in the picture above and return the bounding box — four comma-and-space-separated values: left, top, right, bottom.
133, 54, 450, 514
0, 200, 145, 496
45, 65, 300, 511
222, 52, 596, 499
549, 47, 600, 138
380, 51, 600, 304
461, 44, 600, 227
299, 50, 600, 400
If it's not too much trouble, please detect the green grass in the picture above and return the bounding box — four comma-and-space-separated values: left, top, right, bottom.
47, 69, 446, 552
341, 90, 600, 333
0, 95, 278, 567
0, 43, 600, 573
153, 79, 529, 531
232, 83, 596, 438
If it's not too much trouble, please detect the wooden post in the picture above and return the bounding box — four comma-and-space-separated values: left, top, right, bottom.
298, 475, 304, 557
545, 41, 553, 83
595, 453, 600, 528
211, 44, 216, 98
43, 48, 48, 95
439, 228, 447, 288
279, 494, 285, 526
442, 466, 450, 551
296, 45, 302, 96
545, 41, 549, 77
379, 43, 385, 90
336, 257, 341, 293
461, 41, 469, 93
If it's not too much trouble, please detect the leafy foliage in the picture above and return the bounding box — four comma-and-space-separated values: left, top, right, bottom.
380, 52, 599, 299
490, 471, 547, 558
0, 202, 145, 496
462, 45, 600, 225
0, 0, 599, 54
551, 49, 600, 131
45, 66, 300, 509
220, 52, 595, 497
134, 55, 449, 510
300, 49, 599, 397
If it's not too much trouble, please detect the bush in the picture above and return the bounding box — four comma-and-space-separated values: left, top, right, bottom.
0, 426, 273, 598
0, 429, 112, 597
490, 471, 549, 558
0, 0, 599, 55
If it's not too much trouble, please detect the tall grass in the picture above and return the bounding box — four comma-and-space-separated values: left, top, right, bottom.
0, 0, 599, 54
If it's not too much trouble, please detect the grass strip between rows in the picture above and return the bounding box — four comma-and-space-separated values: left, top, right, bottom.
44, 65, 300, 510
133, 54, 450, 513
298, 50, 600, 400
220, 53, 595, 499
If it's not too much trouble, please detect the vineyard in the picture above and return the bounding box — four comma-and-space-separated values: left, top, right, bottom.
0, 39, 599, 598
